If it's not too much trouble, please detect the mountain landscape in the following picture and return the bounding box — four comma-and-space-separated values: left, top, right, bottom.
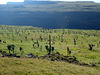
0, 0, 100, 29
1, 0, 100, 75
0, 25, 100, 75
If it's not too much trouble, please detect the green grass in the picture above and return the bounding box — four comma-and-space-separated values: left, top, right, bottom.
0, 57, 100, 75
0, 25, 100, 74
0, 25, 100, 62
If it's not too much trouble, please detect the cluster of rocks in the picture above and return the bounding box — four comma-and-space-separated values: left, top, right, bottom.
39, 52, 78, 63
0, 50, 95, 67
38, 52, 95, 67
25, 53, 38, 58
24, 52, 78, 64
0, 50, 20, 58
0, 50, 78, 64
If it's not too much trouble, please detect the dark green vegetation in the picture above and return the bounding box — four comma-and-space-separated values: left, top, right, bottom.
0, 1, 100, 29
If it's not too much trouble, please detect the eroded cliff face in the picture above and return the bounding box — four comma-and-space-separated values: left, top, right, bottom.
0, 1, 100, 30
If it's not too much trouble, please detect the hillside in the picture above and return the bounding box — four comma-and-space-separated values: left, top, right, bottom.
0, 25, 100, 65
0, 25, 100, 74
0, 1, 100, 29
0, 57, 100, 75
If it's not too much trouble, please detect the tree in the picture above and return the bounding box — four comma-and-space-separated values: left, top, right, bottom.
7, 45, 15, 54
88, 44, 95, 50
37, 43, 39, 47
36, 40, 39, 47
0, 40, 2, 43
61, 35, 63, 42
45, 35, 55, 54
45, 45, 48, 52
7, 45, 12, 53
25, 36, 27, 41
52, 47, 54, 53
19, 47, 23, 56
31, 38, 33, 41
74, 38, 76, 45
19, 47, 23, 51
48, 35, 51, 54
40, 35, 43, 42
67, 47, 71, 55
33, 44, 34, 48
40, 45, 42, 51
21, 40, 23, 43
67, 47, 69, 55
11, 45, 15, 54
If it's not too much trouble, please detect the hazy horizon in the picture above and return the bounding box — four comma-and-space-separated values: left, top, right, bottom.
0, 0, 100, 4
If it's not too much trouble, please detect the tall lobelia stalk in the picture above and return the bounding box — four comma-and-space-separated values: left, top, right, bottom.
49, 35, 51, 54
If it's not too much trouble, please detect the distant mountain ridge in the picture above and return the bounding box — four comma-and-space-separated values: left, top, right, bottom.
7, 0, 95, 5
0, 1, 100, 30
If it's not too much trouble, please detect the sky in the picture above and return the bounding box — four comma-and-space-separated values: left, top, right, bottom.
0, 0, 24, 4
0, 0, 100, 4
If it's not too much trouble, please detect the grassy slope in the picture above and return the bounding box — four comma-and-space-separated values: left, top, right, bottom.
0, 57, 100, 75
0, 25, 100, 74
0, 25, 100, 64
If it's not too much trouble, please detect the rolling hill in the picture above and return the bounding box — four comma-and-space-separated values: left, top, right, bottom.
0, 25, 100, 74
0, 1, 100, 29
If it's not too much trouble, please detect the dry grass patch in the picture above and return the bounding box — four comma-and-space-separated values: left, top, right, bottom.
0, 57, 100, 75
